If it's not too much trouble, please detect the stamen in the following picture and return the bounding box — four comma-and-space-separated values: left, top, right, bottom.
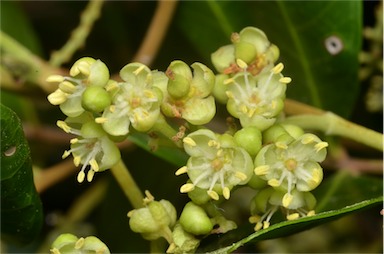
282, 193, 293, 208
208, 140, 220, 148
77, 171, 86, 183
87, 169, 95, 182
224, 78, 234, 85
75, 237, 85, 249
275, 142, 288, 150
307, 210, 316, 216
105, 80, 118, 91
183, 137, 196, 147
249, 215, 261, 224
59, 81, 77, 93
255, 165, 270, 175
301, 135, 315, 144
216, 149, 223, 157
78, 63, 91, 76
287, 213, 299, 220
236, 58, 248, 69
235, 171, 248, 181
109, 105, 116, 113
272, 63, 284, 74
70, 138, 79, 144
225, 91, 234, 99
223, 187, 230, 200
241, 105, 248, 114
175, 166, 188, 175
207, 190, 219, 200
279, 77, 292, 84
90, 159, 99, 172
73, 156, 81, 167
95, 117, 107, 124
57, 120, 71, 133
46, 75, 65, 83
144, 190, 155, 202
263, 221, 270, 229
62, 150, 71, 159
314, 142, 328, 152
133, 65, 146, 75
255, 222, 263, 231
48, 90, 68, 105
268, 178, 280, 187
180, 183, 195, 193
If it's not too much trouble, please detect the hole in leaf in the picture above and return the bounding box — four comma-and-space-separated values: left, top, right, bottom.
4, 146, 16, 157
324, 36, 344, 55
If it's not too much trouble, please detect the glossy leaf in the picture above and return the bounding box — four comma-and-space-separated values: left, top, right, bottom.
176, 0, 362, 117
1, 104, 43, 246
197, 172, 383, 253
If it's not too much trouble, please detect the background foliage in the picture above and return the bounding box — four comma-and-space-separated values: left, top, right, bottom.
1, 1, 382, 253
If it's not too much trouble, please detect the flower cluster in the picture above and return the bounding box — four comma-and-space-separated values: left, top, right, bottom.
177, 129, 254, 201
249, 124, 328, 230
47, 25, 330, 253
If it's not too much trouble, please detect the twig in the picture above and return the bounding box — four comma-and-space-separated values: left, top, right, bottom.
34, 159, 78, 193
132, 0, 178, 66
49, 0, 105, 67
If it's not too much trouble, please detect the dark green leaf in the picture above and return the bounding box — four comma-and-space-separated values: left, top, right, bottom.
197, 172, 383, 253
1, 104, 43, 246
176, 0, 362, 117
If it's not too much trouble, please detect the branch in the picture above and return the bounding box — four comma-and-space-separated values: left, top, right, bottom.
132, 0, 178, 66
49, 0, 105, 67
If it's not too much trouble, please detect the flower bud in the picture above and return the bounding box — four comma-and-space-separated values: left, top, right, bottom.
167, 75, 190, 99
234, 41, 257, 64
82, 86, 111, 113
234, 126, 262, 157
50, 233, 110, 254
179, 202, 213, 235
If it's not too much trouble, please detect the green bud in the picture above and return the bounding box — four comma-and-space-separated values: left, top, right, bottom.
235, 41, 257, 64
211, 44, 235, 73
234, 126, 262, 157
167, 75, 190, 99
212, 74, 230, 104
88, 60, 110, 87
179, 202, 213, 235
239, 27, 270, 57
187, 185, 212, 205
50, 233, 110, 254
128, 199, 176, 240
82, 86, 111, 113
80, 121, 106, 139
169, 223, 200, 254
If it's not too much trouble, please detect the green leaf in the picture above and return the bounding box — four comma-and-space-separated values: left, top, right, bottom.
197, 172, 383, 253
176, 0, 362, 117
1, 104, 43, 246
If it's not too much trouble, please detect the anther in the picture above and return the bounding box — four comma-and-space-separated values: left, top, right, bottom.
286, 213, 299, 220
87, 169, 95, 182
301, 135, 315, 144
73, 156, 81, 167
235, 171, 248, 181
90, 159, 99, 172
279, 77, 292, 84
207, 190, 219, 200
95, 117, 107, 124
180, 183, 195, 193
282, 193, 293, 208
175, 166, 188, 175
183, 137, 197, 147
314, 142, 328, 152
223, 187, 230, 200
57, 120, 71, 133
268, 178, 280, 187
254, 165, 270, 175
75, 237, 85, 249
70, 138, 79, 144
77, 171, 86, 183
236, 58, 248, 69
133, 65, 146, 75
46, 75, 65, 83
275, 142, 288, 150
272, 63, 284, 74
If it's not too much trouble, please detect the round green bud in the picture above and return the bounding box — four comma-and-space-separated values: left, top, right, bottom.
212, 74, 230, 104
187, 185, 212, 205
179, 202, 213, 235
234, 126, 262, 157
235, 41, 257, 64
80, 121, 106, 139
211, 44, 235, 73
167, 75, 190, 99
82, 86, 111, 113
263, 124, 292, 144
